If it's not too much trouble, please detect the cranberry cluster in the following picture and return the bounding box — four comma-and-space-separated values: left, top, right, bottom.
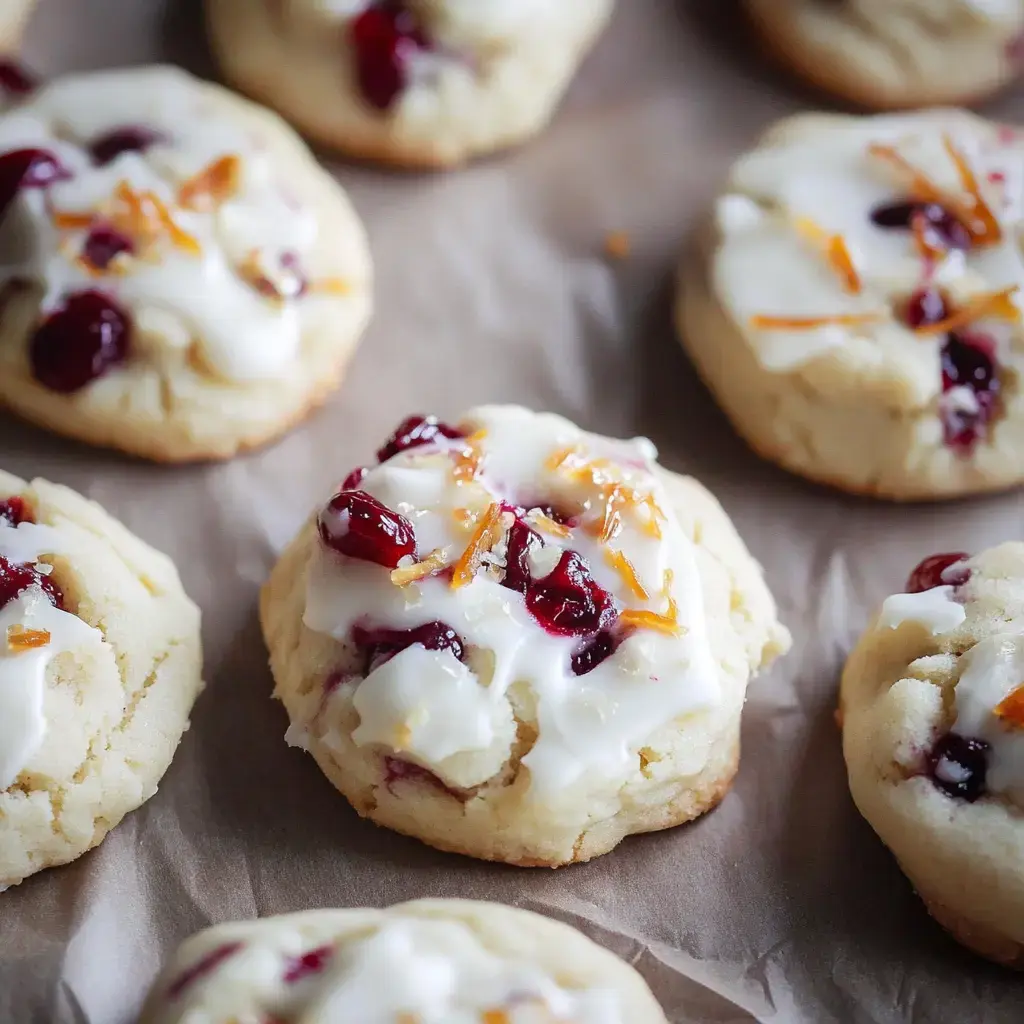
349, 1, 431, 111
0, 499, 64, 612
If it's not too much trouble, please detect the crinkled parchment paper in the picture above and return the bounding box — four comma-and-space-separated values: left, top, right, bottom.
3, 1, 1024, 1021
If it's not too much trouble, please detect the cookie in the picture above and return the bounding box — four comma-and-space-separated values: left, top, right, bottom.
0, 470, 202, 889
260, 405, 790, 866
746, 0, 1024, 110
139, 898, 668, 1022
0, 1, 35, 53
205, 0, 614, 168
0, 65, 372, 462
840, 545, 1024, 967
676, 110, 1024, 502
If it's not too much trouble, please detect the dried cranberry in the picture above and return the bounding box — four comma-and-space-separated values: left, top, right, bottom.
30, 290, 131, 393
350, 2, 431, 111
940, 332, 999, 451
167, 942, 243, 999
500, 517, 535, 595
283, 945, 333, 984
927, 733, 989, 802
905, 552, 970, 594
526, 550, 615, 637
0, 497, 29, 526
88, 125, 165, 166
81, 224, 134, 271
571, 630, 618, 675
382, 755, 456, 795
870, 200, 970, 251
351, 620, 465, 673
340, 466, 369, 491
0, 60, 35, 96
0, 555, 63, 611
903, 288, 948, 330
0, 147, 69, 219
318, 489, 416, 568
376, 414, 464, 463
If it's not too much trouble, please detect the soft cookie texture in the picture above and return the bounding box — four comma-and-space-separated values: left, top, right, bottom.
677, 110, 1024, 502
138, 899, 668, 1023
0, 470, 202, 889
0, 65, 372, 462
205, 0, 614, 168
0, 0, 34, 52
260, 405, 789, 866
747, 0, 1024, 110
841, 544, 1024, 967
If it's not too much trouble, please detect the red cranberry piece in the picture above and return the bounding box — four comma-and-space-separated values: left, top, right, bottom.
0, 147, 70, 219
318, 489, 416, 568
927, 733, 989, 802
870, 200, 970, 250
352, 620, 465, 674
526, 550, 616, 637
30, 290, 131, 393
376, 414, 465, 463
571, 630, 618, 676
500, 517, 535, 595
167, 942, 244, 999
350, 2, 431, 112
82, 224, 134, 271
383, 755, 455, 795
0, 60, 35, 96
906, 552, 970, 594
340, 466, 369, 491
0, 554, 64, 611
940, 332, 999, 451
283, 945, 333, 984
903, 288, 948, 330
88, 125, 165, 166
0, 497, 29, 526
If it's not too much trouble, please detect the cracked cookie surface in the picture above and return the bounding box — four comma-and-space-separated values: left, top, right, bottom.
0, 469, 202, 888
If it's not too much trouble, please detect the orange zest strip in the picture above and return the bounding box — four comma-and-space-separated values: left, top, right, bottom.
748, 312, 884, 330
450, 502, 503, 590
663, 567, 679, 623
390, 548, 448, 587
995, 685, 1024, 729
308, 277, 351, 296
481, 1012, 511, 1024
594, 484, 625, 544
51, 210, 95, 230
528, 511, 572, 540
452, 507, 478, 530
943, 134, 1002, 247
545, 445, 580, 472
913, 286, 1020, 336
619, 609, 682, 637
451, 430, 488, 483
794, 216, 861, 294
6, 625, 50, 651
911, 210, 945, 261
642, 493, 665, 539
112, 181, 201, 256
605, 549, 648, 600
178, 154, 241, 210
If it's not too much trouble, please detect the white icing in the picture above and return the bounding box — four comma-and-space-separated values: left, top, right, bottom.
0, 67, 324, 382
952, 634, 1024, 802
879, 586, 967, 635
303, 405, 720, 796
0, 521, 103, 789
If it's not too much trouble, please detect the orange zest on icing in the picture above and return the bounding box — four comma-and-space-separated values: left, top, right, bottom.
452, 507, 478, 530
6, 625, 50, 651
994, 686, 1024, 728
451, 430, 488, 483
748, 312, 883, 330
111, 181, 201, 256
794, 216, 861, 294
605, 549, 648, 600
545, 445, 580, 472
51, 210, 95, 230
178, 155, 241, 210
913, 286, 1020, 336
481, 1012, 511, 1024
528, 511, 572, 540
619, 609, 682, 637
308, 277, 351, 296
943, 134, 1002, 247
390, 549, 448, 586
451, 502, 503, 589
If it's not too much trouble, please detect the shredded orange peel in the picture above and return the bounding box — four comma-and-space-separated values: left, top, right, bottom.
605, 549, 648, 600
6, 625, 50, 651
995, 685, 1024, 728
528, 510, 572, 540
619, 608, 682, 637
111, 180, 201, 256
913, 285, 1020, 336
451, 430, 488, 484
390, 548, 448, 587
748, 312, 884, 331
178, 154, 241, 211
481, 1011, 511, 1024
794, 215, 862, 294
450, 502, 503, 590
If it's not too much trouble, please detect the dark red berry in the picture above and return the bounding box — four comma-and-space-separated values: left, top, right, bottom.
0, 60, 35, 96
0, 147, 70, 219
927, 733, 989, 802
905, 552, 970, 594
0, 497, 29, 527
318, 489, 416, 568
350, 2, 431, 111
30, 290, 131, 393
0, 555, 63, 611
167, 942, 243, 999
376, 414, 464, 463
571, 630, 618, 675
940, 332, 999, 452
500, 517, 535, 595
903, 288, 948, 330
382, 755, 454, 795
283, 945, 333, 984
352, 620, 464, 674
81, 224, 134, 271
526, 550, 615, 637
88, 125, 165, 166
870, 200, 970, 250
340, 466, 369, 491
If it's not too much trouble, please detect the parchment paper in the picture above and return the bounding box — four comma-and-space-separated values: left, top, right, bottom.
3, 1, 1024, 1021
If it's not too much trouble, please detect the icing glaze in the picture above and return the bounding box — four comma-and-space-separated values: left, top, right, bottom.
879, 586, 967, 635
156, 915, 624, 1023
303, 405, 720, 795
0, 67, 331, 383
0, 520, 103, 789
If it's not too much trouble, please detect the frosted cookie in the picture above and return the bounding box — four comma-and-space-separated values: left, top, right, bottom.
839, 544, 1024, 967
260, 405, 790, 866
676, 110, 1024, 502
139, 899, 667, 1023
205, 0, 615, 168
0, 470, 202, 889
0, 1, 35, 53
746, 0, 1024, 110
0, 65, 372, 462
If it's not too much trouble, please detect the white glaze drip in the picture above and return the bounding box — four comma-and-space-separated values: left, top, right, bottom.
879, 586, 967, 635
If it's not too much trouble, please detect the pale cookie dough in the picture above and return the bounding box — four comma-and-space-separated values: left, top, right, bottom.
677, 109, 1024, 502
260, 405, 790, 866
840, 544, 1024, 967
139, 899, 668, 1023
205, 0, 614, 168
0, 65, 372, 462
0, 469, 202, 889
747, 0, 1024, 110
0, 0, 35, 53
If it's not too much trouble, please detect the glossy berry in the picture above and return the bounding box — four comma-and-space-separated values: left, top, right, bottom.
905, 552, 970, 594
167, 942, 243, 999
903, 288, 948, 330
82, 224, 134, 271
318, 489, 416, 568
0, 147, 69, 219
340, 466, 369, 491
88, 125, 165, 166
571, 630, 618, 676
376, 414, 464, 463
927, 733, 989, 802
350, 2, 430, 111
0, 554, 63, 612
870, 200, 970, 251
283, 945, 333, 984
500, 516, 535, 595
30, 290, 131, 393
0, 60, 35, 96
940, 332, 999, 451
351, 620, 465, 674
526, 549, 615, 637
0, 497, 29, 527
